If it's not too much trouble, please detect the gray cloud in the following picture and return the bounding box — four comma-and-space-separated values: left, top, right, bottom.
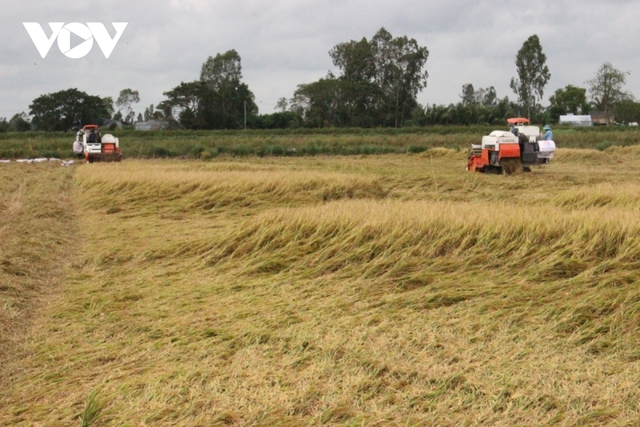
1, 0, 640, 117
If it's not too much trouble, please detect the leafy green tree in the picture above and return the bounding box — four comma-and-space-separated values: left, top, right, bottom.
275, 97, 289, 113
102, 97, 115, 119
200, 50, 258, 129
158, 81, 208, 129
29, 88, 111, 131
587, 62, 630, 124
29, 93, 66, 131
330, 37, 377, 84
291, 74, 346, 127
0, 117, 9, 132
201, 50, 241, 120
143, 104, 159, 121
476, 87, 498, 107
455, 84, 500, 125
293, 76, 381, 127
547, 85, 591, 123
249, 111, 302, 129
159, 51, 257, 129
116, 89, 140, 123
408, 88, 515, 126
203, 80, 256, 129
460, 84, 477, 105
294, 27, 428, 128
460, 84, 497, 107
8, 112, 31, 132
613, 99, 640, 124
371, 28, 429, 127
329, 37, 381, 126
510, 35, 551, 120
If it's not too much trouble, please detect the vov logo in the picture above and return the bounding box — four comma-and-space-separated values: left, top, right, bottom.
23, 22, 128, 59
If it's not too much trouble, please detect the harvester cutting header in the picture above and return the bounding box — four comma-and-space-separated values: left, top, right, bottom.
466, 118, 555, 174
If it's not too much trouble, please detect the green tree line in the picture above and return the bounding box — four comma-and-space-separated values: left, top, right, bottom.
3, 30, 639, 132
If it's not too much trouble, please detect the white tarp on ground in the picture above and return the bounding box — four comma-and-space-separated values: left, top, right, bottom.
1, 158, 76, 165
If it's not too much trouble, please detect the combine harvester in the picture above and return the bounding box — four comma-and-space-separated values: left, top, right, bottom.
0, 124, 122, 166
79, 124, 123, 163
466, 118, 555, 174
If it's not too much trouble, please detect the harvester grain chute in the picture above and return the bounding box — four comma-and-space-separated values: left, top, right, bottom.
80, 124, 123, 163
466, 118, 555, 175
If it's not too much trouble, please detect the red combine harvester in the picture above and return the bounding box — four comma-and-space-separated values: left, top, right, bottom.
80, 124, 123, 163
466, 118, 555, 174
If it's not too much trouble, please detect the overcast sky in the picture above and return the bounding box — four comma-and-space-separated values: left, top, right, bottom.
2, 0, 640, 119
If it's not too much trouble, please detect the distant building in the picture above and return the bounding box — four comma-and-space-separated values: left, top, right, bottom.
102, 119, 125, 129
134, 119, 168, 131
590, 111, 613, 126
559, 114, 592, 126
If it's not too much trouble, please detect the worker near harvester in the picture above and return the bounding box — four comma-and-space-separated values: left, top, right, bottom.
73, 132, 84, 159
542, 125, 553, 140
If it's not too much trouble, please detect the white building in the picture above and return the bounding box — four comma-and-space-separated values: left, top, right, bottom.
134, 119, 168, 131
559, 114, 592, 126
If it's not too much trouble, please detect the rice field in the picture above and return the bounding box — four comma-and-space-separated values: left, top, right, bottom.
2, 146, 640, 426
2, 125, 640, 159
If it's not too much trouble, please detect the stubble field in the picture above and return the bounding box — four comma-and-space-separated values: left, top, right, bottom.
2, 146, 640, 426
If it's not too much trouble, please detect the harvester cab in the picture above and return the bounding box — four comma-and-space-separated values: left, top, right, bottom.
80, 124, 123, 163
466, 118, 555, 174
